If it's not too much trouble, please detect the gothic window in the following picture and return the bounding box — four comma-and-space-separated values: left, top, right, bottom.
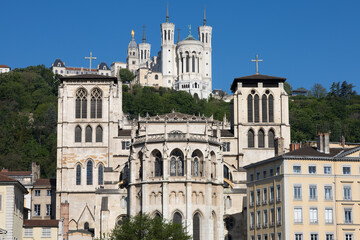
153, 151, 163, 177
193, 213, 201, 240
173, 212, 182, 225
86, 125, 92, 142
75, 126, 82, 142
192, 55, 195, 72
164, 30, 167, 41
181, 57, 184, 73
76, 165, 81, 185
258, 129, 265, 148
269, 94, 274, 122
87, 161, 93, 185
268, 130, 275, 148
248, 129, 255, 148
96, 125, 103, 142
202, 33, 204, 42
170, 149, 184, 176
262, 94, 268, 122
98, 164, 104, 185
75, 88, 87, 118
192, 151, 203, 177
193, 157, 199, 177
254, 95, 259, 122
91, 88, 102, 118
247, 95, 253, 122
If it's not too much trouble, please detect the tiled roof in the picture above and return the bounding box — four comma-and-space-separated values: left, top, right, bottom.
0, 174, 17, 182
284, 146, 343, 157
0, 65, 10, 68
24, 219, 59, 227
221, 130, 234, 137
65, 67, 98, 72
34, 178, 56, 186
0, 170, 32, 176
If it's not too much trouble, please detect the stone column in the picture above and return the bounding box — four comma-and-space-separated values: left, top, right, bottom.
186, 182, 192, 236
162, 182, 169, 218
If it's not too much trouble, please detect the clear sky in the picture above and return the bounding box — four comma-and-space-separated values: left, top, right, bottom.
1, 0, 359, 93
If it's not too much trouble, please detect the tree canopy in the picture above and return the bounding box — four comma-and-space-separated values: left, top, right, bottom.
109, 214, 191, 240
119, 68, 135, 83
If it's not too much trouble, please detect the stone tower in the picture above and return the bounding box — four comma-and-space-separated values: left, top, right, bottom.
127, 30, 139, 73
198, 8, 212, 91
138, 26, 151, 68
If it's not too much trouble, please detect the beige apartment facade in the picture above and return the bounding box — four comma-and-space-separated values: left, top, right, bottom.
245, 135, 360, 240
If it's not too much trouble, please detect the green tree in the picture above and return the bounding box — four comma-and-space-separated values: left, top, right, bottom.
119, 69, 135, 83
109, 214, 191, 240
283, 82, 292, 95
310, 83, 327, 98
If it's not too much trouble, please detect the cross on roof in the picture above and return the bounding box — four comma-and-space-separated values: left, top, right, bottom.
251, 54, 263, 75
84, 52, 97, 73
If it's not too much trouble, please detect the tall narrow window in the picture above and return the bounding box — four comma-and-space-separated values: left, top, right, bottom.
269, 94, 274, 122
192, 151, 203, 177
258, 129, 265, 148
76, 88, 87, 118
248, 129, 255, 148
154, 151, 163, 177
91, 88, 102, 118
186, 54, 190, 72
262, 94, 267, 122
96, 126, 103, 142
86, 126, 92, 142
173, 212, 182, 225
193, 213, 200, 240
202, 33, 204, 42
254, 95, 259, 122
75, 126, 82, 142
76, 165, 81, 185
247, 95, 253, 122
268, 130, 275, 148
98, 164, 104, 185
169, 149, 184, 176
164, 30, 167, 41
87, 161, 93, 185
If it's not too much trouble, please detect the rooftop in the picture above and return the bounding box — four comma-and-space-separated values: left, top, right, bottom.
231, 74, 286, 92
0, 170, 32, 176
60, 74, 118, 83
34, 178, 56, 187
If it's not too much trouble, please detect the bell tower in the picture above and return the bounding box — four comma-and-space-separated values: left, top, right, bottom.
198, 7, 212, 90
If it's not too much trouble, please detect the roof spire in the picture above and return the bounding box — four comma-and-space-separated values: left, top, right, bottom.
142, 25, 146, 43
177, 28, 181, 43
166, 2, 169, 23
203, 5, 207, 26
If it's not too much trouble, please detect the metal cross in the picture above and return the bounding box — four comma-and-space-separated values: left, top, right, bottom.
251, 54, 263, 75
84, 52, 97, 73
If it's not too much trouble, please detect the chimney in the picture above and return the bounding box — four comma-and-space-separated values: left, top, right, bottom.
317, 132, 324, 152
290, 143, 301, 152
275, 137, 284, 156
341, 136, 345, 148
323, 133, 330, 154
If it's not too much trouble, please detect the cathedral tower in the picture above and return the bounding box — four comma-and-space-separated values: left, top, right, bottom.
161, 4, 176, 88
198, 8, 212, 90
127, 30, 139, 73
138, 26, 151, 68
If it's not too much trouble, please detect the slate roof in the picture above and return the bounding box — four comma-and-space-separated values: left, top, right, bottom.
24, 219, 59, 227
99, 62, 110, 70
34, 178, 56, 187
231, 74, 286, 92
283, 146, 343, 157
53, 59, 65, 67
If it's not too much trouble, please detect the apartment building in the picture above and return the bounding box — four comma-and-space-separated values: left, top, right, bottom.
244, 134, 360, 240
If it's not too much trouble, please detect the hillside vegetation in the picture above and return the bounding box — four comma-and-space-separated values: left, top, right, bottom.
0, 66, 359, 176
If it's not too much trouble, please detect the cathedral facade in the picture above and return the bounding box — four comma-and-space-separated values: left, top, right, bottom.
56, 69, 290, 239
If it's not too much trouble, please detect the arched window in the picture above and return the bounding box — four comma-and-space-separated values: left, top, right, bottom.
141, 50, 143, 60
268, 130, 275, 148
86, 125, 92, 142
186, 54, 190, 72
226, 196, 232, 208
192, 150, 203, 177
76, 88, 87, 118
91, 88, 102, 118
87, 161, 93, 185
192, 55, 195, 72
169, 149, 184, 176
173, 212, 182, 225
154, 151, 163, 177
155, 74, 158, 80
168, 30, 171, 40
75, 126, 82, 142
84, 222, 89, 230
164, 30, 167, 41
206, 33, 208, 43
262, 94, 268, 122
202, 33, 204, 42
96, 125, 103, 142
98, 164, 104, 185
247, 95, 253, 122
76, 165, 81, 185
121, 197, 126, 209
269, 94, 274, 122
254, 94, 259, 122
193, 213, 201, 240
258, 129, 265, 148
248, 129, 255, 148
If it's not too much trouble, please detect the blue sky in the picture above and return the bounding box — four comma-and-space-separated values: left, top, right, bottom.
1, 0, 359, 93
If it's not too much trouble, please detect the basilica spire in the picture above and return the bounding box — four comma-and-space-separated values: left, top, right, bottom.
142, 25, 146, 43
203, 5, 207, 26
166, 2, 169, 23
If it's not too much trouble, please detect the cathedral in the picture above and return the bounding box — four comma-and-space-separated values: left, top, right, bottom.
55, 65, 290, 239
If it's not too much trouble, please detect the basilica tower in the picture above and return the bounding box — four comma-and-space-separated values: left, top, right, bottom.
198, 8, 212, 90
160, 4, 176, 88
127, 30, 139, 73
138, 26, 151, 68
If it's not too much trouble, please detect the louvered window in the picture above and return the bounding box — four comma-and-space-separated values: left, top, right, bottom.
91, 88, 102, 118
258, 130, 265, 148
85, 126, 92, 142
75, 88, 87, 118
75, 126, 82, 142
96, 126, 102, 142
254, 95, 259, 122
268, 130, 275, 148
269, 94, 274, 122
248, 130, 255, 148
262, 94, 267, 122
247, 95, 253, 122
